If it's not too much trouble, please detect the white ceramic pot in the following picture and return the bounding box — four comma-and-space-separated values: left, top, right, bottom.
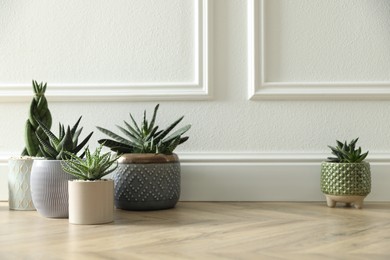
8, 157, 36, 210
30, 160, 76, 218
68, 179, 114, 225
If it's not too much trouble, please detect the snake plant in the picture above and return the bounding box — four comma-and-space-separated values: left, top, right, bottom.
61, 145, 119, 180
22, 80, 52, 156
327, 138, 368, 163
97, 104, 191, 154
35, 116, 93, 160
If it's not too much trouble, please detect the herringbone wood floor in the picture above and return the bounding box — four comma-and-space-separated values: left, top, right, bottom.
1, 202, 390, 259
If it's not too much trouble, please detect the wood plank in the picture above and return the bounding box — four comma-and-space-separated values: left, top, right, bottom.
0, 202, 390, 259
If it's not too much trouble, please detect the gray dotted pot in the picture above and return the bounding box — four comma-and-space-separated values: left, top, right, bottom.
30, 160, 76, 218
114, 153, 180, 211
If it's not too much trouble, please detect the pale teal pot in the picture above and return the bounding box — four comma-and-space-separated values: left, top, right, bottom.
30, 160, 76, 218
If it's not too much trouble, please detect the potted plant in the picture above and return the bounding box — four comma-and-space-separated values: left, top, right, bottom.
321, 138, 371, 209
61, 145, 119, 224
8, 80, 52, 210
30, 116, 93, 218
97, 104, 191, 210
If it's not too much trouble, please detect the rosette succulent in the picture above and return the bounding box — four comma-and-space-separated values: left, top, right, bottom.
35, 116, 93, 160
97, 104, 191, 154
327, 138, 368, 163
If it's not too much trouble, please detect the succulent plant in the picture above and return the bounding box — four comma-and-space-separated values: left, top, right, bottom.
22, 80, 52, 157
327, 138, 368, 163
61, 145, 120, 181
35, 116, 93, 160
97, 104, 191, 154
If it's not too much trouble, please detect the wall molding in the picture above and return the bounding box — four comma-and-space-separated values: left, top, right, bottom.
3, 152, 389, 164
0, 0, 212, 102
2, 152, 390, 202
248, 0, 390, 100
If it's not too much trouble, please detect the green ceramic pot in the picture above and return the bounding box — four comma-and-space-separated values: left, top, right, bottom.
320, 162, 371, 208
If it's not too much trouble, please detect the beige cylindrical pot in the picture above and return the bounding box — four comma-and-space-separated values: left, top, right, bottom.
8, 157, 36, 210
68, 179, 114, 225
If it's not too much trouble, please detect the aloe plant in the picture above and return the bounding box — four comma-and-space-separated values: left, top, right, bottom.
97, 104, 191, 154
327, 138, 368, 163
61, 145, 119, 181
22, 80, 52, 156
35, 116, 93, 160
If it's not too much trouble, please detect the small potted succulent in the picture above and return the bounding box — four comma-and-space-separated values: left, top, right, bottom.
8, 80, 52, 210
62, 145, 119, 225
97, 104, 191, 210
321, 138, 371, 209
30, 116, 93, 218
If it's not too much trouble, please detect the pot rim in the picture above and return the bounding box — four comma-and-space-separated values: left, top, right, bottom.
68, 179, 113, 183
321, 161, 369, 165
8, 156, 45, 161
118, 153, 179, 164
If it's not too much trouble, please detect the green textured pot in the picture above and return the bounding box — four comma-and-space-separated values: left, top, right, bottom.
320, 162, 371, 209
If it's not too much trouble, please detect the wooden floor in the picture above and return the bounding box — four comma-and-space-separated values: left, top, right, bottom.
1, 202, 390, 259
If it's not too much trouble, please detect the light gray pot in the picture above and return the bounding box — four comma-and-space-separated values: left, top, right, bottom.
8, 157, 36, 210
114, 153, 181, 211
30, 160, 76, 218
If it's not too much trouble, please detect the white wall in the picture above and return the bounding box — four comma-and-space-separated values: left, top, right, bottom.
1, 0, 390, 201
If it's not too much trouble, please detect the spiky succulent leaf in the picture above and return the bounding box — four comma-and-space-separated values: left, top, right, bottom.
179, 136, 189, 144
326, 138, 368, 163
36, 118, 60, 147
97, 139, 134, 154
97, 104, 191, 154
154, 116, 184, 143
61, 145, 120, 180
162, 124, 191, 144
148, 104, 159, 132
129, 113, 141, 134
22, 80, 52, 157
35, 117, 93, 160
73, 131, 93, 155
115, 125, 143, 148
96, 126, 133, 146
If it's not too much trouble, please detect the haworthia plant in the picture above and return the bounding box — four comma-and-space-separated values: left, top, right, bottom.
35, 116, 93, 160
97, 104, 191, 155
22, 80, 52, 156
61, 145, 120, 181
327, 138, 369, 163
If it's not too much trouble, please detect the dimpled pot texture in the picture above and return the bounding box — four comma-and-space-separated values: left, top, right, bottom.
114, 153, 180, 211
321, 162, 371, 209
30, 160, 76, 218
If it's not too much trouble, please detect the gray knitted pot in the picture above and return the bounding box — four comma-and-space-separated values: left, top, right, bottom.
114, 154, 180, 211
